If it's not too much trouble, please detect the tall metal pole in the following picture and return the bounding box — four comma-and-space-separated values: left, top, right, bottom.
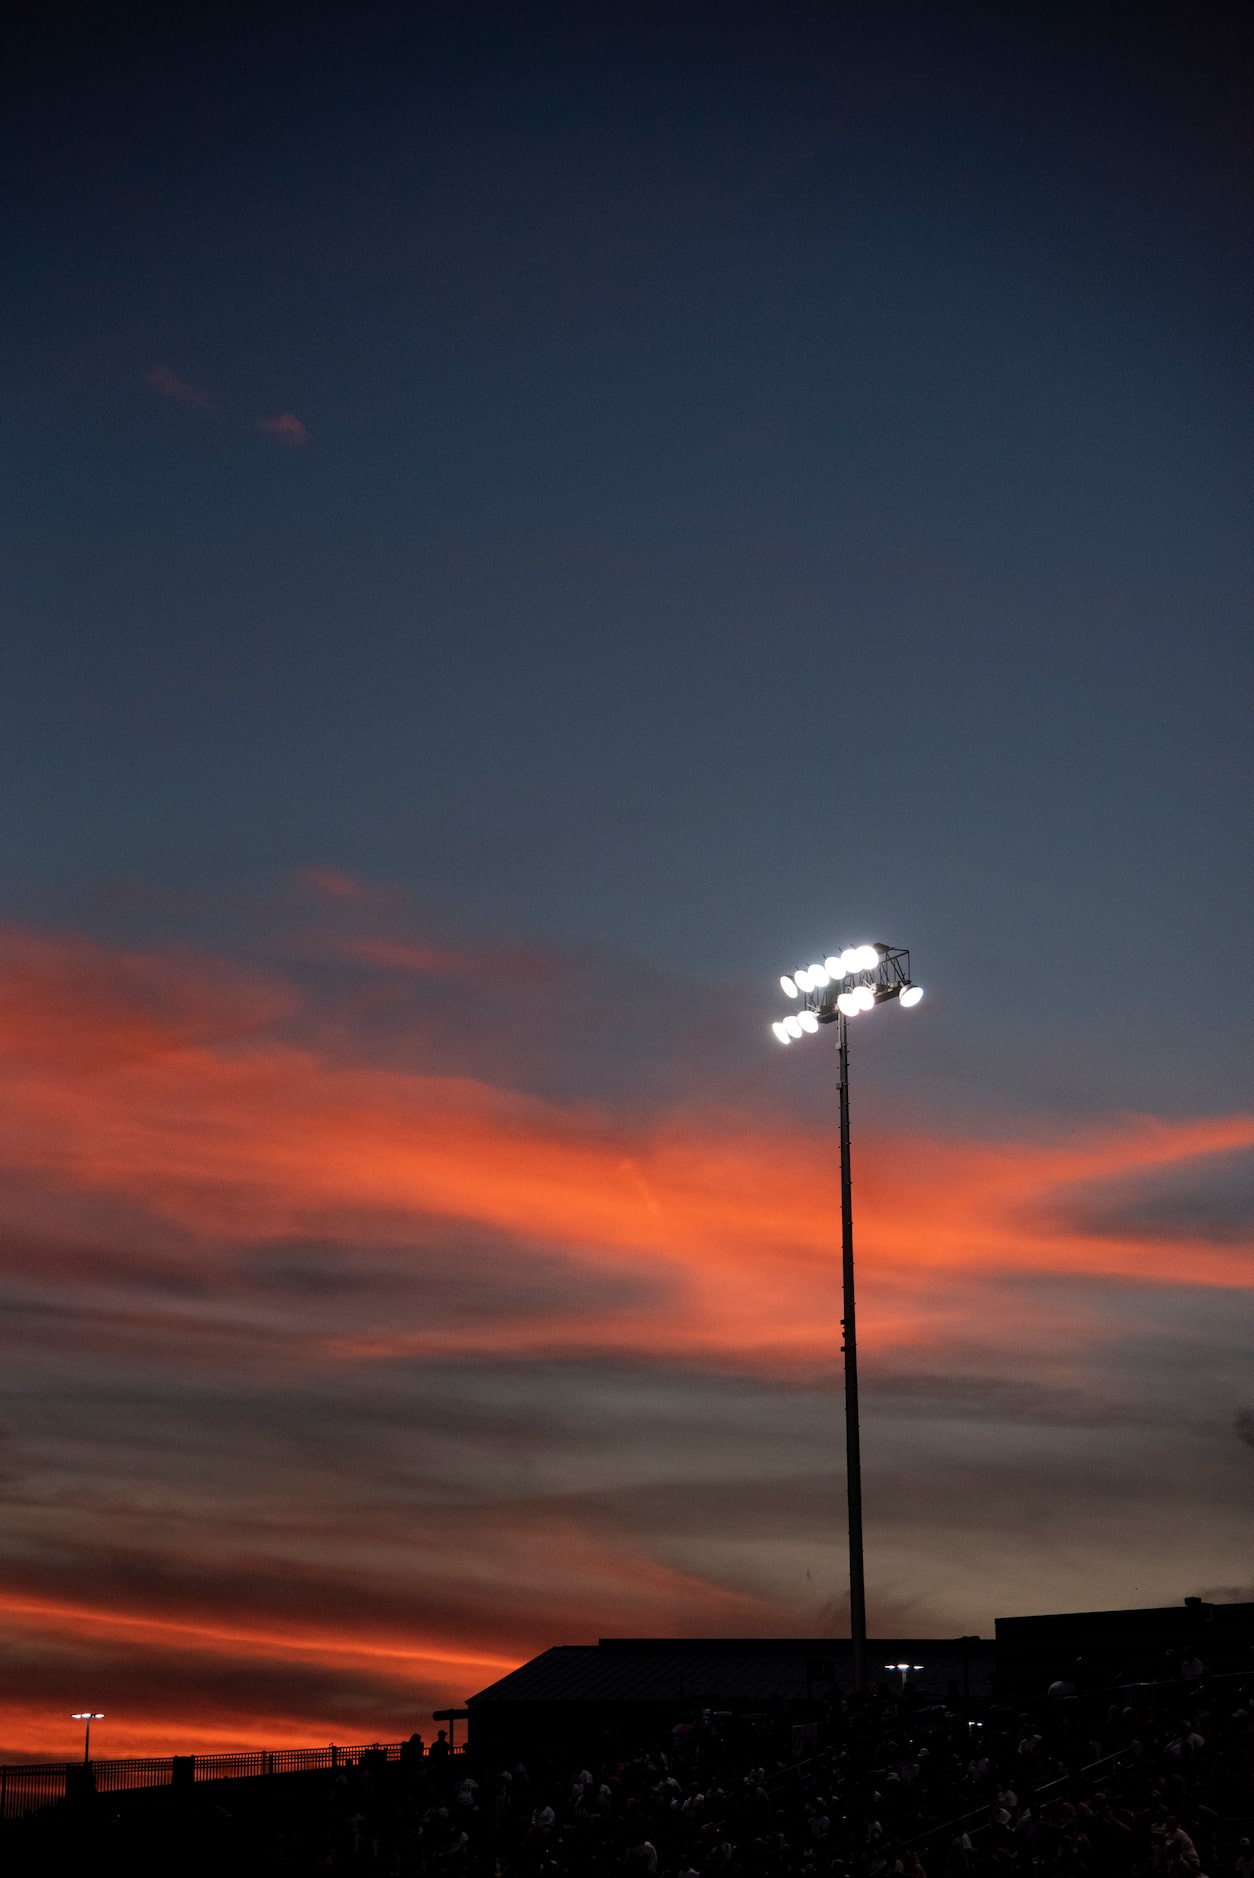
837, 1012, 867, 1696
83, 1716, 91, 1764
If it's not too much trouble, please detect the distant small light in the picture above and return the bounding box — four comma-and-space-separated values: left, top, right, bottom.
794, 968, 813, 993
854, 984, 875, 1011
836, 990, 861, 1017
772, 1021, 792, 1044
900, 984, 924, 1007
808, 962, 829, 988
839, 947, 860, 973
783, 1014, 804, 1038
798, 1010, 820, 1033
780, 975, 798, 999
824, 956, 846, 979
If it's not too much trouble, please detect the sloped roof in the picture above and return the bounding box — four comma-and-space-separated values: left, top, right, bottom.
468, 1637, 991, 1706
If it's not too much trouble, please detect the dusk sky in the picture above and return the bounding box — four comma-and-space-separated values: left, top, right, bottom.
2, 1, 1252, 1759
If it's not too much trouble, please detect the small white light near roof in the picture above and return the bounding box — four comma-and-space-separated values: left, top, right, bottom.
783, 1014, 804, 1038
824, 956, 846, 979
900, 984, 924, 1007
772, 1020, 792, 1044
836, 990, 861, 1017
780, 975, 798, 998
807, 962, 829, 987
794, 968, 813, 993
798, 1010, 820, 1033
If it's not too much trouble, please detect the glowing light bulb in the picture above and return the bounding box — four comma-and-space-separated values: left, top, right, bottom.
783, 1014, 804, 1038
798, 1010, 819, 1033
837, 990, 860, 1017
794, 968, 813, 993
900, 984, 924, 1007
824, 956, 846, 979
772, 1021, 792, 1044
807, 962, 829, 988
780, 975, 798, 998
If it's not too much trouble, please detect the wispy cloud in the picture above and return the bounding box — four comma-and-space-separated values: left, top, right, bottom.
0, 910, 1250, 1754
145, 364, 212, 409
257, 412, 310, 446
143, 370, 310, 447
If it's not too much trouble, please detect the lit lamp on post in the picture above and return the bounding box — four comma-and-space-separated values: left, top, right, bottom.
885, 1661, 925, 1696
769, 943, 924, 1699
71, 1712, 103, 1764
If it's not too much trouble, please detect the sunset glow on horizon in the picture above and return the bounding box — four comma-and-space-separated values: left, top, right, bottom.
0, 902, 1250, 1758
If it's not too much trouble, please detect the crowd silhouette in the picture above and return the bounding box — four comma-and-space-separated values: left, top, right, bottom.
5, 1659, 1252, 1875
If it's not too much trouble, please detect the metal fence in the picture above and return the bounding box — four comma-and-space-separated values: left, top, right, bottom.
0, 1740, 407, 1823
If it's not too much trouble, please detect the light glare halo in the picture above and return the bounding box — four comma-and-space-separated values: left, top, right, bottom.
807, 962, 829, 987
783, 1014, 804, 1038
854, 984, 875, 1011
794, 968, 813, 993
824, 956, 846, 980
836, 990, 860, 1017
900, 983, 924, 1007
780, 975, 798, 998
772, 1020, 792, 1044
798, 1010, 820, 1033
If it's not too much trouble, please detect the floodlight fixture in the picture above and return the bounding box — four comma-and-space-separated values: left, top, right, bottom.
767, 944, 923, 1047
763, 937, 925, 1700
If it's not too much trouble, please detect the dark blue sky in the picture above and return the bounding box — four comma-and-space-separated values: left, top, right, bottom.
5, 3, 1252, 1118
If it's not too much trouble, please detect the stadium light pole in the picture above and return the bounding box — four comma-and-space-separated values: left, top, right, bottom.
769, 944, 924, 1699
71, 1712, 103, 1764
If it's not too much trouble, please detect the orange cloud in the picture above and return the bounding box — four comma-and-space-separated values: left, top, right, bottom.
0, 1520, 772, 1758
0, 924, 1249, 1379
146, 364, 211, 409
258, 412, 310, 445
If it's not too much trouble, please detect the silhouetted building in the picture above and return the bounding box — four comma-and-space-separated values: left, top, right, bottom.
465, 1635, 992, 1753
996, 1595, 1254, 1696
